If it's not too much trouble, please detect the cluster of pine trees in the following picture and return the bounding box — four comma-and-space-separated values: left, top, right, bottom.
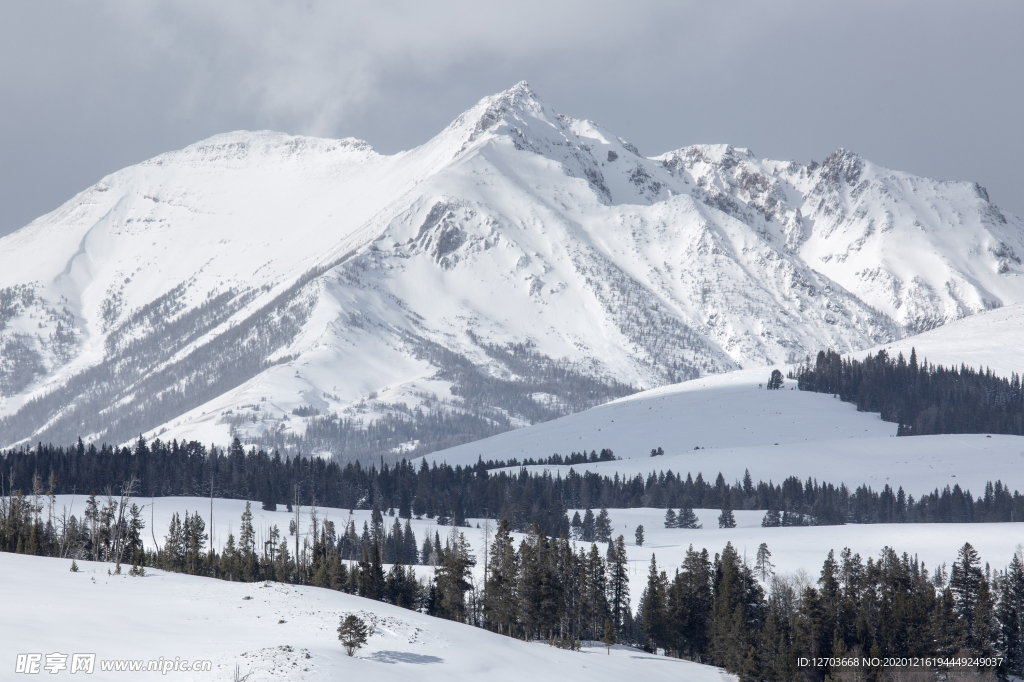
6, 438, 1024, 528
796, 348, 1024, 436
568, 507, 614, 542
478, 448, 618, 470
636, 542, 1024, 680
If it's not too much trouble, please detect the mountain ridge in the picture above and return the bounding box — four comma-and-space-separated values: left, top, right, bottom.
1, 82, 1021, 460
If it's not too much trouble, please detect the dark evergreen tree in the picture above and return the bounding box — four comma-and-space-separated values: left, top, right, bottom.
640, 553, 668, 652
998, 552, 1024, 676
595, 508, 612, 543
581, 508, 596, 542
676, 506, 701, 529
606, 535, 629, 635
718, 503, 736, 529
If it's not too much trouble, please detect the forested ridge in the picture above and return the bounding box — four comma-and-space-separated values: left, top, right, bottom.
796, 348, 1024, 436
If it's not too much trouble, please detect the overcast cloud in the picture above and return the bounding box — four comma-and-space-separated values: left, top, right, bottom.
1, 0, 1021, 235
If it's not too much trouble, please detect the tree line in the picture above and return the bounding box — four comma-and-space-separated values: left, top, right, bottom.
4, 437, 1024, 528
633, 541, 1024, 681
795, 348, 1024, 436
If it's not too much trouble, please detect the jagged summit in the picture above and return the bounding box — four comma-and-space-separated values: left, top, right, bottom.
0, 84, 1021, 458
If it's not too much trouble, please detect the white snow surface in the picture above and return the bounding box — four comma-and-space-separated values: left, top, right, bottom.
424, 367, 1024, 496
1, 82, 1022, 455
0, 552, 732, 682
861, 302, 1024, 378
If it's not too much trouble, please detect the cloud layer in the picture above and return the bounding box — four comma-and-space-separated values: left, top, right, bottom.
1, 0, 1022, 234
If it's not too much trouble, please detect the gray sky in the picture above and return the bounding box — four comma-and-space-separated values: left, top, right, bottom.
1, 1, 1022, 236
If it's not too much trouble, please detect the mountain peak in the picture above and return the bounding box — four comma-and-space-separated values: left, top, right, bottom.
440, 81, 550, 151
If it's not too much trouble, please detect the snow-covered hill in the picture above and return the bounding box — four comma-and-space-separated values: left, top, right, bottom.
2, 82, 1022, 459
1, 552, 730, 682
864, 302, 1024, 378
423, 367, 1024, 495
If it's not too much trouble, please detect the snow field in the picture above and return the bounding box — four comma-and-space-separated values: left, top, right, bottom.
601, 508, 1024, 599
425, 368, 1024, 496
0, 552, 733, 682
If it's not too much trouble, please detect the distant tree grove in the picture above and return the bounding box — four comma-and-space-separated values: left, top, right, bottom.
796, 348, 1024, 436
4, 437, 1024, 529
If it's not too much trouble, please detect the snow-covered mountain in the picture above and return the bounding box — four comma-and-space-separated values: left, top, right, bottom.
1, 82, 1022, 458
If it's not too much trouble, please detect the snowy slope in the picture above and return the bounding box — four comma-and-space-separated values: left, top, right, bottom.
424, 368, 1024, 495
2, 82, 1022, 459
0, 552, 731, 682
859, 302, 1024, 378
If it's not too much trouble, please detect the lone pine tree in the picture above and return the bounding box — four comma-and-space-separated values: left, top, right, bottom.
601, 618, 616, 654
338, 614, 369, 656
754, 543, 774, 581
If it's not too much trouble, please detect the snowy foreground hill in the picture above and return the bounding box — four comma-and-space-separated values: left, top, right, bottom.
2, 552, 729, 682
2, 82, 1023, 460
17, 496, 1024, 681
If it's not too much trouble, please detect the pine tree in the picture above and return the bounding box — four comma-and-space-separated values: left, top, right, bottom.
664, 508, 677, 528
596, 508, 613, 542
582, 543, 609, 640
435, 530, 476, 623
677, 506, 701, 529
755, 543, 774, 581
601, 618, 616, 654
70, 559, 79, 572
951, 542, 986, 653
710, 542, 759, 672
999, 551, 1024, 676
640, 554, 667, 653
668, 544, 713, 660
238, 502, 257, 580
570, 511, 583, 540
635, 525, 645, 547
761, 509, 781, 527
484, 519, 519, 636
337, 614, 369, 656
606, 535, 630, 634
261, 483, 276, 511
718, 503, 736, 529
581, 508, 596, 542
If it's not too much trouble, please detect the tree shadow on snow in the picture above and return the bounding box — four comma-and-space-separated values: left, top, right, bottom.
366, 651, 444, 665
